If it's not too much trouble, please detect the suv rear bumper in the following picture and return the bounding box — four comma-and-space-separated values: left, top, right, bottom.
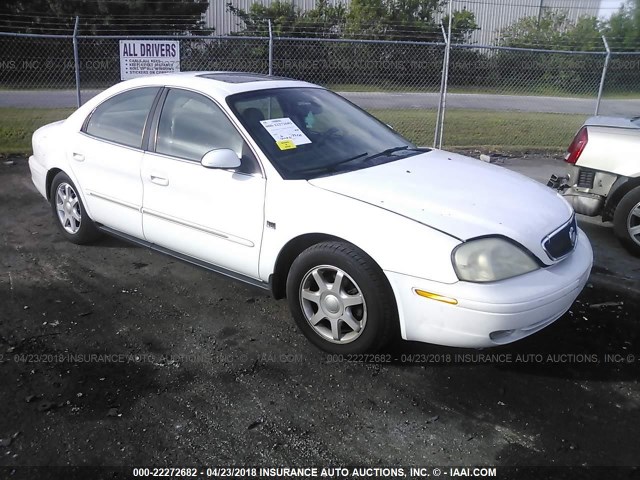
562, 187, 604, 216
548, 165, 618, 217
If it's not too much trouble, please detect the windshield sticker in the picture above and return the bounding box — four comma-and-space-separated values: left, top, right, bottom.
276, 139, 296, 150
260, 118, 312, 147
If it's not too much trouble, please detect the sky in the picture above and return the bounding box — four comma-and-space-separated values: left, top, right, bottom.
599, 0, 626, 18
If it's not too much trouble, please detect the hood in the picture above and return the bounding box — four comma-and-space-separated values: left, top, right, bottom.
308, 150, 573, 265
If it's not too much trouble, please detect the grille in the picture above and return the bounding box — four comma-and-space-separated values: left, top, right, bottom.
577, 169, 595, 189
543, 216, 577, 261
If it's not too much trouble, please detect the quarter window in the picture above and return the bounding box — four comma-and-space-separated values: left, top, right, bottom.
84, 87, 159, 148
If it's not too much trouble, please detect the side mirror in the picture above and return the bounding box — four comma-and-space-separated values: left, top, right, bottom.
201, 148, 241, 169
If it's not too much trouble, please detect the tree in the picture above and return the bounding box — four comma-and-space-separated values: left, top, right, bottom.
500, 10, 603, 51
303, 0, 349, 38
601, 0, 640, 93
227, 0, 477, 43
499, 1, 640, 52
227, 1, 298, 36
495, 11, 605, 96
0, 0, 211, 35
442, 8, 479, 43
605, 0, 640, 51
226, 0, 347, 38
345, 0, 444, 41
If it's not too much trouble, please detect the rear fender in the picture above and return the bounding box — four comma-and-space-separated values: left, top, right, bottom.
602, 176, 640, 222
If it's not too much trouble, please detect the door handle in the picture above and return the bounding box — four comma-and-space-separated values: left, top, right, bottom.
72, 153, 85, 162
150, 174, 169, 186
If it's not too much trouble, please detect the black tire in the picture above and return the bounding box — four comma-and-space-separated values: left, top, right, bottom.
613, 186, 640, 257
286, 241, 398, 354
50, 172, 101, 245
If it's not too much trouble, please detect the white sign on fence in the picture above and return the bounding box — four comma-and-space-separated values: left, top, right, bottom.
119, 40, 180, 80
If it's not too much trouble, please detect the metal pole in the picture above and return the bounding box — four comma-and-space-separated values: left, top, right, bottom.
434, 24, 448, 148
268, 19, 273, 76
438, 0, 454, 149
537, 0, 544, 29
595, 35, 610, 116
73, 16, 81, 107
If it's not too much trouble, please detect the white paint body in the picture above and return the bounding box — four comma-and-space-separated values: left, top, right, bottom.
29, 72, 593, 348
576, 117, 640, 178
560, 116, 640, 221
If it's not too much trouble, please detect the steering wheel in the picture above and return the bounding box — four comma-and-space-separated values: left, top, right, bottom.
314, 127, 342, 146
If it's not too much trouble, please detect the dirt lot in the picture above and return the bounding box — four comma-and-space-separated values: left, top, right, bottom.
0, 158, 639, 477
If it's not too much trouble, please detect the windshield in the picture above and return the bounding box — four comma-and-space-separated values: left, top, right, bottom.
227, 87, 423, 179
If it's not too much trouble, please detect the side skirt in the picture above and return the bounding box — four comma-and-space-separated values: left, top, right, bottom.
97, 225, 271, 293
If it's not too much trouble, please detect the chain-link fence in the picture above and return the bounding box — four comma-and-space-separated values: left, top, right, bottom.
77, 36, 271, 88
272, 38, 445, 145
2, 30, 640, 152
0, 34, 76, 88
600, 52, 640, 117
440, 45, 607, 151
0, 34, 271, 88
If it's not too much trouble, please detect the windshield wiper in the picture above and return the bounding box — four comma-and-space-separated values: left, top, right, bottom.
296, 152, 369, 174
366, 145, 411, 161
294, 146, 415, 177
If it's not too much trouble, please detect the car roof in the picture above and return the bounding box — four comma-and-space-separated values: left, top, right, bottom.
67, 71, 326, 127
115, 71, 321, 98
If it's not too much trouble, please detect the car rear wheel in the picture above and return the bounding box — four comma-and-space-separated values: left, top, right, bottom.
286, 241, 398, 354
613, 186, 640, 256
50, 172, 100, 244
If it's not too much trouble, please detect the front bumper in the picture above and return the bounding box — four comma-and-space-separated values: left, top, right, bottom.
385, 229, 593, 348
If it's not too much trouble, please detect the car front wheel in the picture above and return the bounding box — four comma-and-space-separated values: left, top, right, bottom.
50, 172, 100, 244
286, 241, 398, 354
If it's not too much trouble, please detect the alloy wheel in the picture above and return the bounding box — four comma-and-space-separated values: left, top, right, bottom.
627, 201, 640, 247
55, 182, 81, 234
299, 265, 367, 344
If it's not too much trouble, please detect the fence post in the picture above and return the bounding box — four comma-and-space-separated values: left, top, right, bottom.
268, 19, 273, 76
434, 24, 449, 148
72, 16, 81, 107
595, 35, 610, 116
437, 0, 454, 149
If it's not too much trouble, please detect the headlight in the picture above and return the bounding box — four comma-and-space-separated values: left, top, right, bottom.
452, 237, 539, 282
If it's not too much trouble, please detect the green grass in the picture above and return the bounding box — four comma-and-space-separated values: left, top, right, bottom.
0, 106, 584, 155
0, 108, 73, 154
369, 108, 586, 152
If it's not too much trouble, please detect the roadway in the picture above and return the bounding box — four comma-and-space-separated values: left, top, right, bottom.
1, 89, 639, 116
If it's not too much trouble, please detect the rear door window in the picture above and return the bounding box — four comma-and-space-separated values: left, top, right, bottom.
84, 87, 159, 149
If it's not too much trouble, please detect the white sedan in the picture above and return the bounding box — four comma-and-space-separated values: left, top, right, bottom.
29, 72, 593, 353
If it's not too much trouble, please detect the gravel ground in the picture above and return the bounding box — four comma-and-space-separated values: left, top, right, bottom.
0, 158, 639, 477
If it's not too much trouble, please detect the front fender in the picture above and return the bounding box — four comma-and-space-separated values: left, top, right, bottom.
258, 180, 461, 285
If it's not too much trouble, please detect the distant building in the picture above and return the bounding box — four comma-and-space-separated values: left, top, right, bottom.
209, 0, 603, 44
